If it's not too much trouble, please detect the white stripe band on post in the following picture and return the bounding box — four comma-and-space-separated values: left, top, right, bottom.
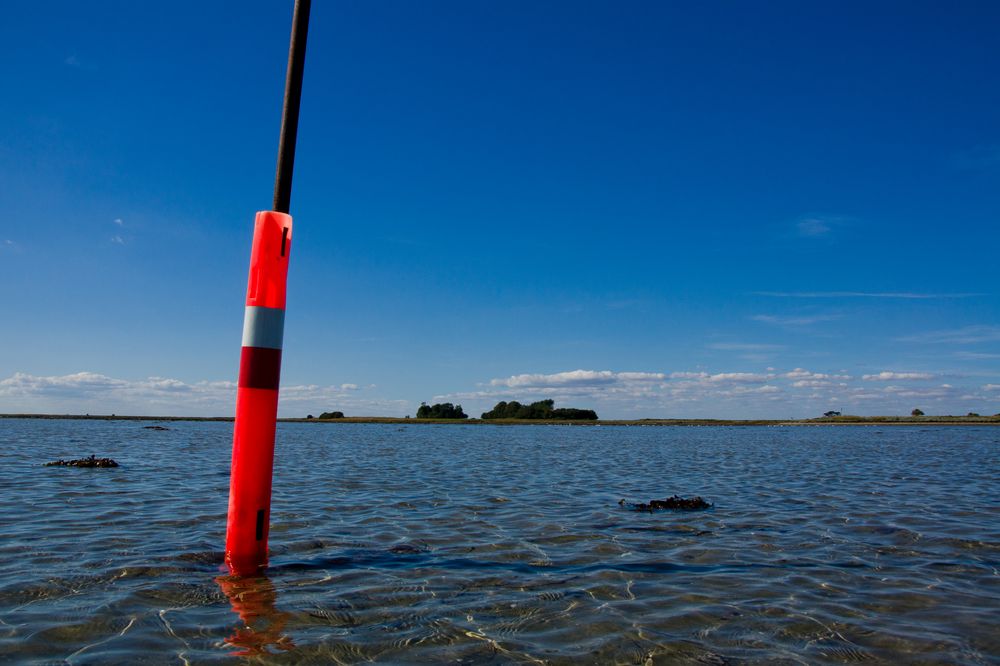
241, 306, 285, 350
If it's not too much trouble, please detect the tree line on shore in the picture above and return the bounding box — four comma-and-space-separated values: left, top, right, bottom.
416, 402, 467, 419
407, 399, 598, 420
480, 399, 597, 420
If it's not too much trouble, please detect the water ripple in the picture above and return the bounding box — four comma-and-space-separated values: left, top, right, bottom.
0, 420, 998, 663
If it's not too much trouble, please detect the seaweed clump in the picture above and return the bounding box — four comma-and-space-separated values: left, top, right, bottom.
45, 455, 119, 468
620, 495, 711, 511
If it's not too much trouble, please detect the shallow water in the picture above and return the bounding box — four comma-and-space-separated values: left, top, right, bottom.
0, 419, 998, 664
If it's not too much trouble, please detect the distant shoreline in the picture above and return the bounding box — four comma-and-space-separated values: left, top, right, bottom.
2, 413, 998, 426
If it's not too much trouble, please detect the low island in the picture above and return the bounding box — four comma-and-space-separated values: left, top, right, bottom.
6, 413, 998, 426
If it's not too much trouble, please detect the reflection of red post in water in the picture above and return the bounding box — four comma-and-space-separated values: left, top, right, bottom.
216, 574, 296, 657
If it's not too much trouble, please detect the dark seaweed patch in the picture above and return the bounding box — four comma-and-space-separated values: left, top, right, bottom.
44, 455, 119, 468
619, 495, 711, 511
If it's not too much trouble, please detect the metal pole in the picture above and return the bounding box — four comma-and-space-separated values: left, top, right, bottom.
273, 0, 311, 214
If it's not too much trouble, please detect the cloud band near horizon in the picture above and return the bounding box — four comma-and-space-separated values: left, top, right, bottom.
1, 366, 996, 420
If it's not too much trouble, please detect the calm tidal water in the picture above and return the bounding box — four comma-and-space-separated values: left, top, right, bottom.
0, 419, 997, 664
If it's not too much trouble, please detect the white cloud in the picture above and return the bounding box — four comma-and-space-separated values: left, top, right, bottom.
1, 372, 127, 394
111, 235, 125, 245
797, 218, 831, 237
754, 291, 982, 299
457, 364, 1000, 418
613, 372, 666, 381
878, 384, 960, 400
6, 364, 994, 421
717, 384, 780, 395
862, 372, 935, 381
64, 54, 97, 71
786, 368, 823, 379
114, 218, 124, 226
451, 368, 800, 417
793, 379, 833, 388
752, 314, 841, 326
897, 325, 1000, 345
707, 372, 772, 383
956, 351, 1000, 360
706, 343, 784, 351
491, 370, 616, 388
670, 371, 708, 379
784, 368, 852, 381
0, 371, 386, 417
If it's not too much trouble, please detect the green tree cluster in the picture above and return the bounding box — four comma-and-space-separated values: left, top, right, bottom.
416, 402, 468, 419
319, 411, 344, 419
481, 399, 598, 420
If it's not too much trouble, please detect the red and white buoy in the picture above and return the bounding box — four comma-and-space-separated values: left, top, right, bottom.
225, 0, 310, 576
225, 212, 292, 574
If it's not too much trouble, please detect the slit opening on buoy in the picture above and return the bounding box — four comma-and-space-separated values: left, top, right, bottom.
255, 509, 266, 541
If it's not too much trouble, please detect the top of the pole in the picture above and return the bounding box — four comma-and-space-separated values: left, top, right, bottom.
272, 0, 311, 214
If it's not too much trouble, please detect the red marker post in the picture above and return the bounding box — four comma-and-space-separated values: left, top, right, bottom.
226, 0, 311, 576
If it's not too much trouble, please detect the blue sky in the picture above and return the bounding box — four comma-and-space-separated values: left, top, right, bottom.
2, 1, 998, 418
